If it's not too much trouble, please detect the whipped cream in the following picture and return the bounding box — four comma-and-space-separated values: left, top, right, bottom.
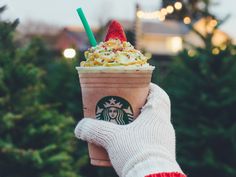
80, 39, 150, 67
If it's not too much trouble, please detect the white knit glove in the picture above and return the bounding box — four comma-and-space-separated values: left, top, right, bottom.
75, 83, 184, 177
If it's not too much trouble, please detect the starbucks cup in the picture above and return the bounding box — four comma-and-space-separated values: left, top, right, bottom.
76, 66, 155, 167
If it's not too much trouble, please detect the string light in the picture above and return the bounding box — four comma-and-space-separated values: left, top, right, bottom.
63, 48, 76, 59
136, 2, 183, 21
220, 44, 226, 51
209, 19, 218, 27
166, 5, 174, 14
174, 2, 183, 10
212, 48, 220, 55
137, 10, 165, 21
160, 8, 168, 16
159, 15, 166, 21
137, 11, 144, 18
137, 10, 162, 19
183, 16, 191, 24
137, 12, 141, 18
153, 11, 161, 18
188, 49, 196, 57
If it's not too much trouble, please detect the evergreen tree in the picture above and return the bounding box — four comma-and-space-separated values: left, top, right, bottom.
162, 16, 236, 177
39, 55, 83, 119
0, 6, 78, 177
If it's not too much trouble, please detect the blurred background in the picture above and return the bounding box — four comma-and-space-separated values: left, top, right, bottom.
0, 0, 235, 177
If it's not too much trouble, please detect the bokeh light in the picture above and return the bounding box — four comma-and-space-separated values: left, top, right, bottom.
183, 16, 191, 24
63, 48, 76, 58
212, 48, 220, 55
166, 5, 174, 14
174, 2, 183, 10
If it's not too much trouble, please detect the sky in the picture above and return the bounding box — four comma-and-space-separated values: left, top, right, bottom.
1, 0, 236, 38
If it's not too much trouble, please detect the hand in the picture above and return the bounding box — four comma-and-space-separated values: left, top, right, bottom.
75, 83, 184, 177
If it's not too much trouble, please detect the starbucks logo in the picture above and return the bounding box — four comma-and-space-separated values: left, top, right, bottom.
95, 96, 134, 125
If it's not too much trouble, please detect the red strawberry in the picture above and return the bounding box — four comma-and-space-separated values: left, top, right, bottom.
104, 20, 127, 42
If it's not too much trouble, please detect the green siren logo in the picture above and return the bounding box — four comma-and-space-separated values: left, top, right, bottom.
95, 96, 134, 125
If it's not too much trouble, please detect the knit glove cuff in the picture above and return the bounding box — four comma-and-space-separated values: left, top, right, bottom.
145, 172, 186, 177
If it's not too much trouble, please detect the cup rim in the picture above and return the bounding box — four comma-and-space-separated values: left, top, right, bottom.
76, 65, 155, 73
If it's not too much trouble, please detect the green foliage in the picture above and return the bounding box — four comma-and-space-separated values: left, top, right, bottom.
162, 21, 236, 177
40, 57, 83, 119
0, 6, 79, 177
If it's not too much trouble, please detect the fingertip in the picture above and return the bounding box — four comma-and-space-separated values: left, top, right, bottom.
74, 118, 86, 139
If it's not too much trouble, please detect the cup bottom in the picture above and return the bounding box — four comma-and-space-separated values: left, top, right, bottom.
91, 159, 112, 167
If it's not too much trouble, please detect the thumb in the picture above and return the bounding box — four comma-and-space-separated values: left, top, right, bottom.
134, 83, 171, 125
74, 118, 118, 148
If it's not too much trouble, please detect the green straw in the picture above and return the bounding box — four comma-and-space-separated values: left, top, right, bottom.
76, 8, 97, 46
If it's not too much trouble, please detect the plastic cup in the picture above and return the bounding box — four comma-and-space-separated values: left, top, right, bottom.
76, 66, 155, 166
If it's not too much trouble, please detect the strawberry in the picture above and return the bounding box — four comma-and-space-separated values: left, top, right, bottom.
104, 20, 127, 42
